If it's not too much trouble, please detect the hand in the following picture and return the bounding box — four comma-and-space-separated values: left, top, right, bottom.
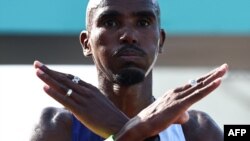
34, 60, 128, 138
114, 64, 228, 141
34, 61, 228, 141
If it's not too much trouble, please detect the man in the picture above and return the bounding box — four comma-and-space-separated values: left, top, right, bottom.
31, 0, 228, 140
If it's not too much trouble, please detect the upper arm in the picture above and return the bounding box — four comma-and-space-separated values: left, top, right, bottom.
182, 110, 223, 141
30, 107, 72, 141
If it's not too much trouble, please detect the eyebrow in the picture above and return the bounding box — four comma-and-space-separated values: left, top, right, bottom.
132, 11, 157, 20
97, 10, 157, 21
97, 10, 121, 21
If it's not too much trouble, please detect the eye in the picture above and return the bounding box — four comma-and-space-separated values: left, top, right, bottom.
137, 19, 151, 27
103, 19, 119, 28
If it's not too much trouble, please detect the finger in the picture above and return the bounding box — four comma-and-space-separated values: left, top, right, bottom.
34, 60, 43, 69
34, 60, 52, 72
66, 74, 93, 88
34, 60, 60, 78
201, 63, 228, 86
196, 63, 228, 83
174, 84, 192, 93
34, 60, 71, 83
43, 85, 79, 111
181, 64, 228, 96
34, 60, 92, 89
36, 68, 87, 103
36, 68, 67, 94
174, 63, 228, 93
183, 78, 222, 106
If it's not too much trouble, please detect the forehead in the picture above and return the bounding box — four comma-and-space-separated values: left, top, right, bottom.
88, 0, 158, 15
89, 0, 157, 7
98, 0, 156, 6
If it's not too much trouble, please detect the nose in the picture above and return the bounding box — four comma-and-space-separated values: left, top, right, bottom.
119, 27, 138, 44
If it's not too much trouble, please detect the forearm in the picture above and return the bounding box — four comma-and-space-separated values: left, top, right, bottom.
113, 116, 159, 141
114, 117, 145, 141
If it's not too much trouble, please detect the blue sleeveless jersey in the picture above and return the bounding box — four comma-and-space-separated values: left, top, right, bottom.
72, 115, 104, 141
72, 114, 186, 141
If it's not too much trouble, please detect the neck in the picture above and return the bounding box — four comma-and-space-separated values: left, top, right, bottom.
98, 71, 154, 118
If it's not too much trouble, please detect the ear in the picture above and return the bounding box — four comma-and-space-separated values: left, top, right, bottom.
158, 29, 166, 53
79, 30, 92, 57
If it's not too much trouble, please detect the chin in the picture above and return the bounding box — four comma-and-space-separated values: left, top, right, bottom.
113, 68, 145, 86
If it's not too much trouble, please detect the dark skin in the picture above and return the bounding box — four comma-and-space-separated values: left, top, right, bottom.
31, 0, 227, 140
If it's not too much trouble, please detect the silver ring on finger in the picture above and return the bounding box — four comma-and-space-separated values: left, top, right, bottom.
72, 76, 80, 84
66, 89, 73, 97
189, 79, 198, 87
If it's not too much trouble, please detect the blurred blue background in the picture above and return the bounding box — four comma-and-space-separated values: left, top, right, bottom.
0, 0, 250, 35
0, 1, 249, 141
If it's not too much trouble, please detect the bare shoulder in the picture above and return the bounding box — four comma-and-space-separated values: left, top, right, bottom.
30, 107, 72, 141
181, 110, 223, 141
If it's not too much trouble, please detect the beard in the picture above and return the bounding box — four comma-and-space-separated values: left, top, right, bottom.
113, 68, 145, 86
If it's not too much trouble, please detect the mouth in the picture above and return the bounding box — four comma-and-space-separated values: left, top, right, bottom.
115, 49, 145, 63
113, 45, 146, 58
118, 49, 143, 57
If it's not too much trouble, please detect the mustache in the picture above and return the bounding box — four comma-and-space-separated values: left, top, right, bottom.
113, 44, 146, 57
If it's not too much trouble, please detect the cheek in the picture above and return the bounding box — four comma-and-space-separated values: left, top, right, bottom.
144, 34, 161, 66
90, 29, 115, 48
140, 31, 160, 55
139, 27, 159, 44
89, 29, 115, 69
